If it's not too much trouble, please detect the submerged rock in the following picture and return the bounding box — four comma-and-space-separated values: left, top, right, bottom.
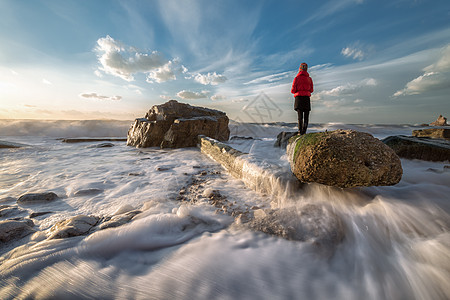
17, 192, 59, 204
0, 219, 35, 243
48, 215, 99, 239
383, 135, 450, 162
99, 210, 142, 230
287, 130, 403, 188
73, 188, 104, 197
412, 128, 450, 139
0, 205, 26, 218
127, 100, 230, 148
247, 204, 344, 250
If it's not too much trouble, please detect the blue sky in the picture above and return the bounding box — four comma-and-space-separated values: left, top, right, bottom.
0, 0, 449, 123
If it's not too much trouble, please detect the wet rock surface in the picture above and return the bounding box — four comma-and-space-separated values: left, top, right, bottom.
99, 210, 142, 230
0, 219, 35, 243
48, 215, 100, 239
246, 204, 344, 249
383, 135, 450, 162
287, 130, 403, 188
127, 100, 230, 148
17, 192, 59, 204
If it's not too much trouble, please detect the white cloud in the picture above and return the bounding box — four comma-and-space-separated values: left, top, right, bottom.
79, 92, 122, 101
393, 44, 450, 97
176, 90, 210, 99
244, 71, 292, 85
211, 94, 226, 101
146, 59, 188, 83
194, 72, 227, 85
341, 46, 366, 60
94, 70, 103, 78
95, 35, 167, 81
42, 78, 52, 85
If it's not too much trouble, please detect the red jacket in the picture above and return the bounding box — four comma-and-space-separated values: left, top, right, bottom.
291, 70, 313, 97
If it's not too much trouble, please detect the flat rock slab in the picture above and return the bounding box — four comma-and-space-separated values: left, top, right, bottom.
17, 192, 59, 204
0, 140, 30, 148
383, 135, 450, 162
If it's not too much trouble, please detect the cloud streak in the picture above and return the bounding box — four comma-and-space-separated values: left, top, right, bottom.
393, 44, 450, 97
80, 92, 122, 101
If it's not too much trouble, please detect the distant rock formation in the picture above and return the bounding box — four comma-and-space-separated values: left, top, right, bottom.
412, 128, 450, 139
383, 135, 450, 162
287, 130, 403, 188
430, 115, 448, 126
127, 100, 230, 148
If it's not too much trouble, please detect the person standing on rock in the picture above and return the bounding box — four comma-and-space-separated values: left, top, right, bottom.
291, 62, 314, 135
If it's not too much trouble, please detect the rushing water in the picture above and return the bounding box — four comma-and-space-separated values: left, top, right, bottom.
0, 120, 449, 299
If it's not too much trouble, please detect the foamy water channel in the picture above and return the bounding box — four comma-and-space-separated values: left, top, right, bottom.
0, 121, 449, 299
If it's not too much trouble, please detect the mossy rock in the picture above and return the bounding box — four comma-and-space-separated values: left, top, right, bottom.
287, 130, 402, 188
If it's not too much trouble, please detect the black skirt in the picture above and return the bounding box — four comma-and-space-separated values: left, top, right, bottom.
294, 96, 311, 111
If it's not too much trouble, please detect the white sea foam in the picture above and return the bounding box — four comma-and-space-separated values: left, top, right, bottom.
0, 121, 449, 299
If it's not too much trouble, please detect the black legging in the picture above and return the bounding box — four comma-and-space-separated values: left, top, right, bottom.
297, 110, 309, 134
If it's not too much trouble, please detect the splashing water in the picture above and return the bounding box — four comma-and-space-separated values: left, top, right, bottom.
0, 120, 449, 299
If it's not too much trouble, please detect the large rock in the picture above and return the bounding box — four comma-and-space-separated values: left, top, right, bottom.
430, 115, 448, 126
127, 100, 230, 148
412, 128, 450, 139
287, 130, 403, 188
48, 215, 99, 239
383, 135, 450, 162
0, 219, 35, 243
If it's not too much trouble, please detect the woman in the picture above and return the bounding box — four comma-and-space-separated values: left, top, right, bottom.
291, 62, 314, 135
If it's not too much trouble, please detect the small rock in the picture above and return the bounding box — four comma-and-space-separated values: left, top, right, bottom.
17, 192, 58, 204
73, 189, 104, 197
0, 206, 25, 218
99, 210, 141, 230
48, 215, 99, 239
0, 219, 35, 242
29, 211, 52, 218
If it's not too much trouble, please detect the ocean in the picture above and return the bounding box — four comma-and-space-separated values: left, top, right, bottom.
0, 120, 449, 299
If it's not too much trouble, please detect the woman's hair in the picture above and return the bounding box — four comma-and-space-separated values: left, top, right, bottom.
300, 63, 308, 71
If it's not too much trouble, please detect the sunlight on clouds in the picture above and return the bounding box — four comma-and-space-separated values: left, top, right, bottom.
146, 59, 187, 83
42, 78, 52, 85
176, 90, 210, 99
194, 72, 227, 85
393, 44, 450, 97
96, 35, 168, 81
